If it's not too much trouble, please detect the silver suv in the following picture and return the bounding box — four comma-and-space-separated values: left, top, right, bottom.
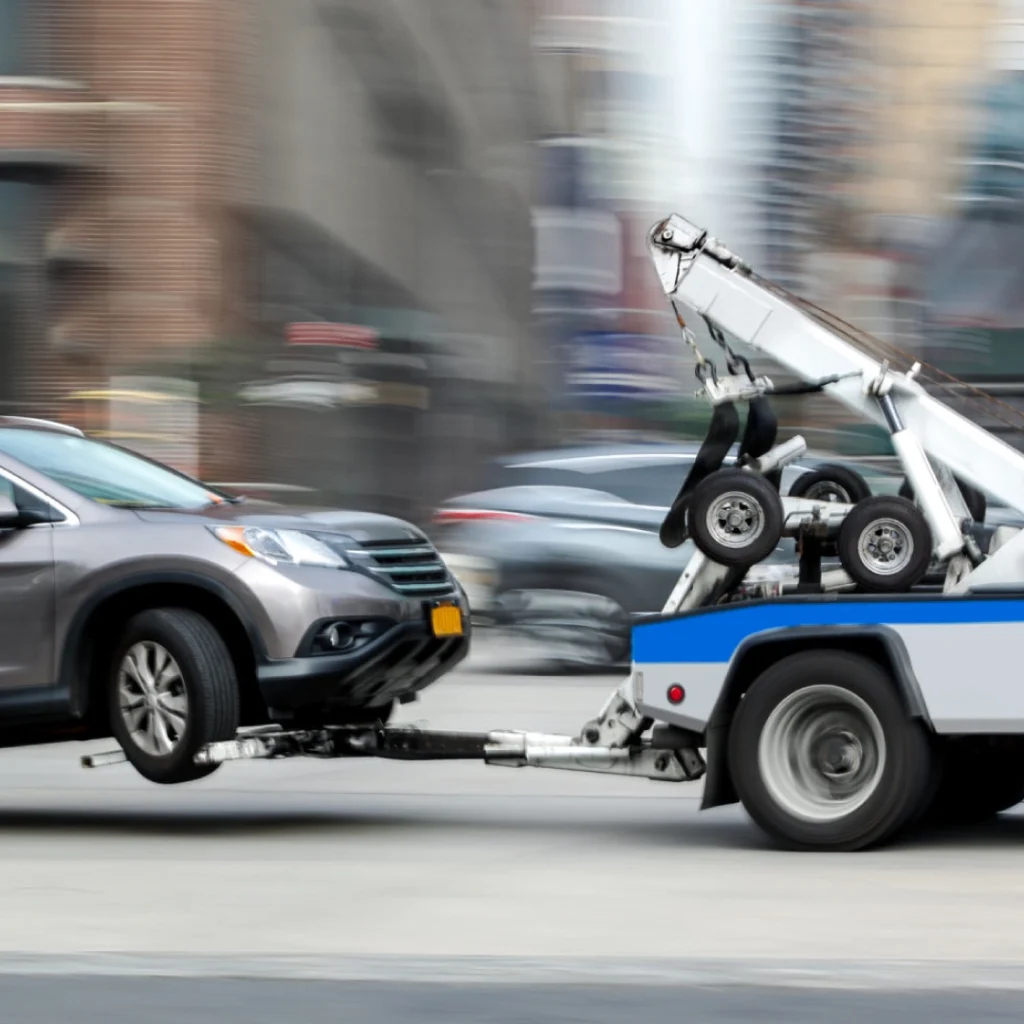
0, 417, 469, 783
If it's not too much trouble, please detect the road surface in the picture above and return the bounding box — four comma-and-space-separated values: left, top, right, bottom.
0, 639, 1022, 1021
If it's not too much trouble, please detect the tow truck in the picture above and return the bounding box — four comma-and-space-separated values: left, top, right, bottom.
86, 214, 1024, 851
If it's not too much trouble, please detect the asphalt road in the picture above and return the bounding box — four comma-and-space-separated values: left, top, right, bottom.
1, 638, 1024, 1021
3, 976, 1024, 1024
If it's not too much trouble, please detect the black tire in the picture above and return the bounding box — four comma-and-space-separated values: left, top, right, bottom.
788, 463, 871, 504
728, 651, 933, 851
688, 469, 784, 567
837, 495, 932, 592
899, 476, 986, 524
109, 608, 241, 784
925, 738, 1024, 826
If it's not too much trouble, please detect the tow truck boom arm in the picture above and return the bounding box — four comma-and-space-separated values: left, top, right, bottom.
647, 214, 1024, 520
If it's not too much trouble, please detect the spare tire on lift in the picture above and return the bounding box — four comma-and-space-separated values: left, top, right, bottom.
837, 495, 933, 593
899, 476, 986, 524
688, 468, 785, 567
788, 463, 871, 505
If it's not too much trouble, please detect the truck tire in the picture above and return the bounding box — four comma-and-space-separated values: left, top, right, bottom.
728, 651, 933, 851
837, 495, 932, 592
688, 469, 784, 567
926, 738, 1024, 826
788, 464, 870, 505
110, 608, 241, 784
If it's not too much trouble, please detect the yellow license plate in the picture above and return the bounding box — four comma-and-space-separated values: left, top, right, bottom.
430, 604, 463, 637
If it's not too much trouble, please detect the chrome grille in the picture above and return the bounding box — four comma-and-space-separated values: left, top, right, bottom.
347, 537, 455, 597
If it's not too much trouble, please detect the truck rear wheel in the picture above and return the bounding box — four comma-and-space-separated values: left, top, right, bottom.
728, 651, 932, 851
110, 608, 241, 784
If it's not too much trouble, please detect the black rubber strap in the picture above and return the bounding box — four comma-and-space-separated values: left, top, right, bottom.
660, 402, 740, 549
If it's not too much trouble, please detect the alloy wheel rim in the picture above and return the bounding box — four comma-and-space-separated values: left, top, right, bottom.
118, 640, 189, 757
857, 517, 913, 575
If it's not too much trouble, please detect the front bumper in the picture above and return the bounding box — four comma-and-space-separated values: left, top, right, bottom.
233, 556, 470, 716
255, 610, 470, 715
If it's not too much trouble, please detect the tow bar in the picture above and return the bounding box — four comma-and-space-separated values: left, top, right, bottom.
81, 684, 707, 783
82, 725, 705, 781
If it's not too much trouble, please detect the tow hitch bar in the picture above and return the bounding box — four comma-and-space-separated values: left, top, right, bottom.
82, 725, 706, 782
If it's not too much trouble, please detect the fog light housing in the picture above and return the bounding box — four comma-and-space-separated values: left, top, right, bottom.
311, 619, 390, 655
325, 623, 353, 650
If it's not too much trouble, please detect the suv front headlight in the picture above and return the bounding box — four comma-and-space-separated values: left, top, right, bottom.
210, 525, 348, 568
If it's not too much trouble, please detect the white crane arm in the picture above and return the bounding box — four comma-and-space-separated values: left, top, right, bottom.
647, 214, 1024, 522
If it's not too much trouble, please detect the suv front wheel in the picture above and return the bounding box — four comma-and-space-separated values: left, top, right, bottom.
109, 608, 241, 784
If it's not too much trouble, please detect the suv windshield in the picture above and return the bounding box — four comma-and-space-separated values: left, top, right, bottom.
0, 429, 227, 509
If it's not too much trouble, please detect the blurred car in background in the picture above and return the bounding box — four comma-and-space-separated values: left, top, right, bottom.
432, 443, 1023, 669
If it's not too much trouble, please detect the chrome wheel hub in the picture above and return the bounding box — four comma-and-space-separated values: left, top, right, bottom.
707, 491, 765, 549
857, 517, 913, 575
805, 481, 850, 503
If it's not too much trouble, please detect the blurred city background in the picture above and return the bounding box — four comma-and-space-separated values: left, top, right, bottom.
1, 0, 1024, 524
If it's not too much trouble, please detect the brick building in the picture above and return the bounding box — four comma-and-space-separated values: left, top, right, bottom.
0, 0, 254, 477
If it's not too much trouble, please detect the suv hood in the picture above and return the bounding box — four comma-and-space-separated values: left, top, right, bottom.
133, 504, 428, 545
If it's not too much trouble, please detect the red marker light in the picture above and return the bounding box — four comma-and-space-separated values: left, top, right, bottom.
667, 684, 685, 705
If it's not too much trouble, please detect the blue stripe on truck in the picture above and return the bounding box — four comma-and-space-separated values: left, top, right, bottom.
631, 597, 1024, 665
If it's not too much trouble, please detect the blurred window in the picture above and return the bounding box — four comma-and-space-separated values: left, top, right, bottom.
0, 472, 59, 522
0, 0, 37, 76
0, 430, 226, 509
0, 181, 40, 411
532, 207, 622, 294
493, 459, 689, 506
584, 464, 687, 506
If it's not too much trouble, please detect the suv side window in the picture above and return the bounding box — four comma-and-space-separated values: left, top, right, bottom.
0, 473, 60, 523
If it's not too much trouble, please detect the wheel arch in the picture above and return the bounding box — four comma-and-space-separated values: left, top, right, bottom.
61, 572, 269, 732
701, 625, 930, 810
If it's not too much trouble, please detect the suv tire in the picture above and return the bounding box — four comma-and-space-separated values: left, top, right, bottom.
109, 608, 241, 784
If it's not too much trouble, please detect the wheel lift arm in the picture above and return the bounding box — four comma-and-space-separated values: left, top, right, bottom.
81, 710, 706, 782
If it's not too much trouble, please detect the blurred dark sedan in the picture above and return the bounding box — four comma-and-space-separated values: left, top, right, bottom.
430, 443, 906, 668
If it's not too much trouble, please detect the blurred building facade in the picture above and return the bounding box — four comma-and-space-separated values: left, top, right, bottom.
701, 0, 1024, 452
531, 0, 690, 438
0, 0, 251, 476
0, 0, 549, 521
234, 0, 547, 517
